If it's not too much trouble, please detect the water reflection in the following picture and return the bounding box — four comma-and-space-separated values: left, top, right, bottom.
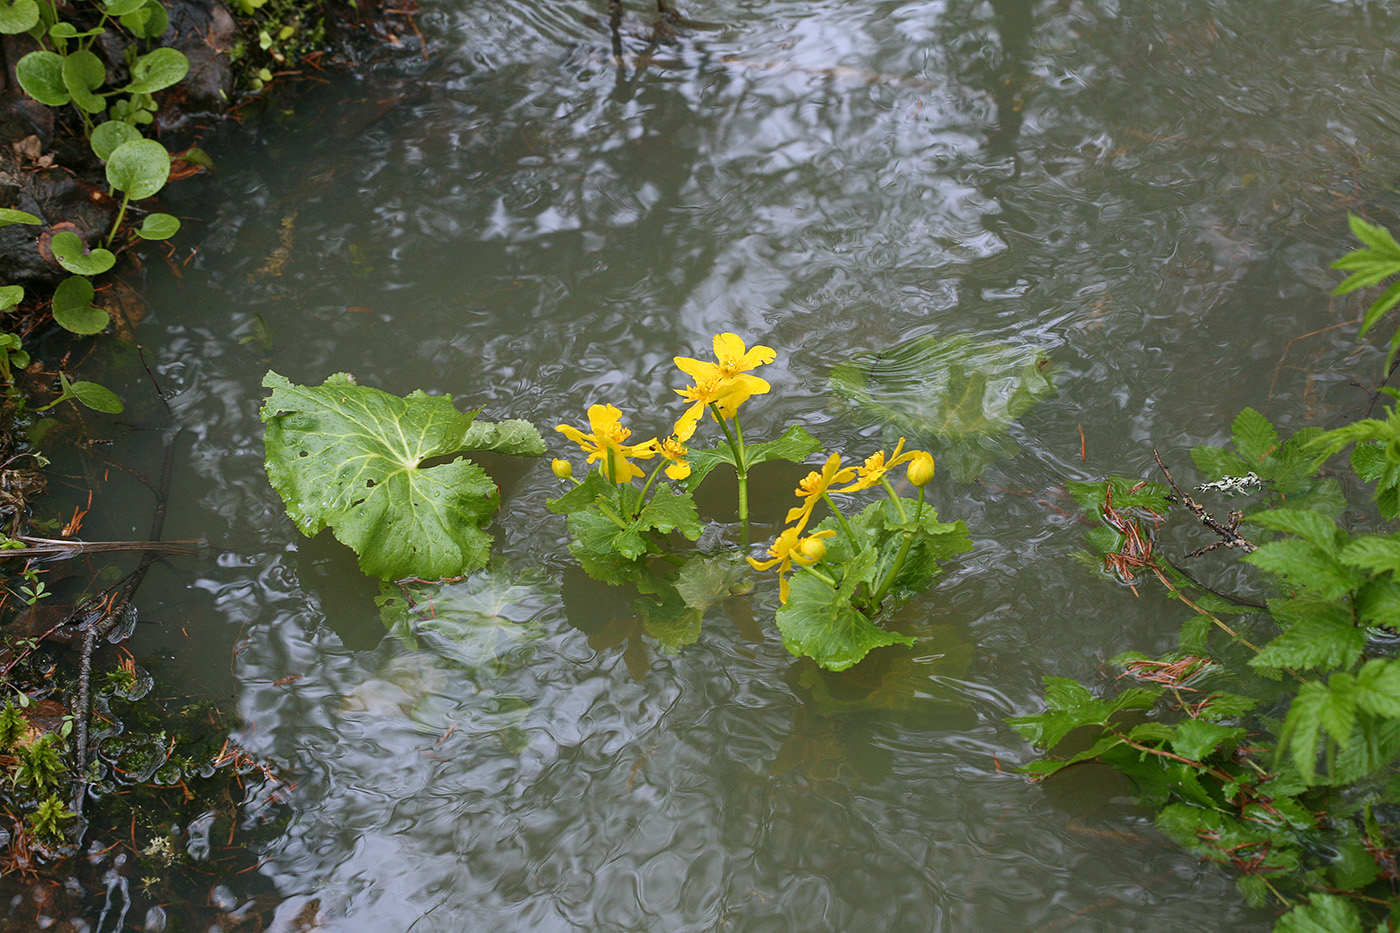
83, 0, 1400, 928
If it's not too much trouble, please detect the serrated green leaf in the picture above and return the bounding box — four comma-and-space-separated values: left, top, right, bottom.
1339, 534, 1400, 576
49, 231, 115, 275
1190, 444, 1252, 481
683, 424, 822, 489
1275, 894, 1363, 933
1353, 659, 1400, 718
1246, 538, 1361, 598
673, 553, 750, 611
1169, 719, 1245, 762
776, 547, 909, 671
1232, 408, 1279, 463
1251, 598, 1364, 672
1251, 508, 1341, 548
460, 417, 545, 456
570, 507, 648, 562
260, 371, 503, 581
829, 334, 1054, 481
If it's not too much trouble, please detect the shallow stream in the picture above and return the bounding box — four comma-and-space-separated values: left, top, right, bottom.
48, 0, 1400, 928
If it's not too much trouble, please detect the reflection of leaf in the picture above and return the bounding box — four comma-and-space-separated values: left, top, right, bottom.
261, 371, 543, 581
830, 334, 1055, 481
376, 567, 552, 679
795, 626, 974, 715
674, 552, 751, 610
771, 707, 891, 783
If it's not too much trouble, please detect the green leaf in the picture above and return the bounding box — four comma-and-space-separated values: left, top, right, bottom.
1231, 408, 1279, 463
105, 139, 170, 200
122, 48, 188, 95
569, 507, 648, 562
673, 552, 751, 611
1274, 894, 1363, 933
1246, 539, 1361, 598
1250, 508, 1341, 548
49, 231, 115, 275
1169, 719, 1245, 762
776, 546, 910, 671
60, 49, 106, 114
0, 286, 22, 311
1066, 476, 1172, 515
377, 569, 550, 677
829, 334, 1055, 481
15, 50, 68, 106
1353, 659, 1400, 718
851, 498, 972, 606
1250, 598, 1364, 672
460, 418, 545, 456
634, 485, 702, 540
104, 0, 147, 14
90, 121, 142, 162
50, 276, 109, 335
1189, 443, 1252, 481
261, 371, 505, 581
0, 0, 38, 35
683, 424, 823, 489
547, 470, 617, 517
1339, 533, 1400, 576
0, 209, 40, 228
120, 0, 168, 38
67, 380, 123, 414
135, 212, 180, 240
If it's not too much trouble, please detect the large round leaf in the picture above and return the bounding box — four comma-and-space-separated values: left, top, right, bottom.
15, 50, 69, 106
0, 0, 39, 35
50, 231, 115, 275
122, 47, 188, 94
261, 372, 545, 581
90, 121, 141, 162
50, 276, 109, 335
61, 49, 106, 114
105, 139, 170, 199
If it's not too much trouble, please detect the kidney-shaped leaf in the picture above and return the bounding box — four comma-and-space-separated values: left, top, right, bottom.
122, 47, 188, 94
15, 50, 69, 106
106, 139, 170, 200
90, 121, 142, 162
0, 0, 38, 35
50, 231, 115, 275
50, 275, 109, 334
261, 371, 543, 581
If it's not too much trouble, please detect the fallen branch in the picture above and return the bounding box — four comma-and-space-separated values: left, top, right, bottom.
6, 536, 201, 561
1153, 448, 1257, 555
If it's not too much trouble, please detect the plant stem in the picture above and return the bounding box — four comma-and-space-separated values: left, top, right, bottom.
880, 477, 909, 522
820, 492, 860, 552
800, 565, 837, 588
867, 489, 925, 611
105, 191, 131, 248
712, 404, 750, 548
633, 460, 666, 516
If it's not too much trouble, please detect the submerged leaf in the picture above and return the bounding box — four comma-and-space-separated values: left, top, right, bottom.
829, 334, 1054, 481
261, 371, 539, 581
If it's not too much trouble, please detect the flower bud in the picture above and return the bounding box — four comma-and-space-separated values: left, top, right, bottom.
792, 535, 828, 566
551, 458, 573, 480
906, 451, 935, 487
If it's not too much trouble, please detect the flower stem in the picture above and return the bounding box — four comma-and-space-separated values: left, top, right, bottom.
801, 566, 837, 588
633, 460, 666, 516
880, 477, 909, 523
868, 489, 923, 611
105, 191, 131, 249
712, 404, 750, 548
820, 492, 861, 552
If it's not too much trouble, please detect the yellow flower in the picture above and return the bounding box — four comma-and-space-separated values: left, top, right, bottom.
785, 453, 856, 534
748, 527, 836, 603
835, 438, 920, 493
658, 436, 691, 481
674, 332, 776, 434
556, 404, 657, 484
906, 451, 935, 487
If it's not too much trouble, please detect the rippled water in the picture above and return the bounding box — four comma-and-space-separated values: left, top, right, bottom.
52, 0, 1400, 929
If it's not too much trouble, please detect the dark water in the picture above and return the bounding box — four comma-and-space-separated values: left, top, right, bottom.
46, 0, 1400, 929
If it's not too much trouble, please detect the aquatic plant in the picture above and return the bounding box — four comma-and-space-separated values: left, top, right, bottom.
549, 332, 971, 670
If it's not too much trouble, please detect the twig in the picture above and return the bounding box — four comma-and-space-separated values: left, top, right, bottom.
6, 536, 201, 560
1153, 449, 1257, 554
